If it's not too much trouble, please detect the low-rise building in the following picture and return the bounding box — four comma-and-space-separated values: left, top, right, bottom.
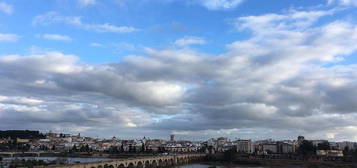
316, 150, 343, 157
277, 142, 295, 154
311, 140, 328, 147
235, 139, 253, 153
262, 143, 278, 154
16, 138, 30, 143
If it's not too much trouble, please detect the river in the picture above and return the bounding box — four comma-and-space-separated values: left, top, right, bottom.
1, 156, 113, 164
0, 158, 310, 168
178, 164, 268, 168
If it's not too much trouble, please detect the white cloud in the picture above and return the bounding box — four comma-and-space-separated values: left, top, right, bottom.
0, 52, 80, 74
199, 0, 244, 10
233, 9, 335, 34
41, 34, 72, 41
174, 36, 206, 47
328, 0, 357, 6
33, 12, 138, 33
113, 42, 135, 52
0, 96, 43, 105
90, 42, 104, 47
0, 2, 12, 14
89, 23, 138, 33
0, 33, 20, 42
78, 0, 96, 7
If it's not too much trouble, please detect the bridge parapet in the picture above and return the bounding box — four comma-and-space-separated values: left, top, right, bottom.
48, 154, 206, 168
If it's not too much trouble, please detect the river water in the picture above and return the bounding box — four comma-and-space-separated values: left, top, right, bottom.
2, 157, 113, 164
1, 158, 300, 168
178, 164, 267, 168
180, 164, 308, 168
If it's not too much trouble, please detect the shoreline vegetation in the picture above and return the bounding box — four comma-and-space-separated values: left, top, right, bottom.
203, 153, 357, 168
202, 160, 357, 168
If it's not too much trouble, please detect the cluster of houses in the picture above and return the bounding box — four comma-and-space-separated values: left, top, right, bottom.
204, 137, 296, 154
204, 136, 356, 157
1, 131, 356, 158
0, 132, 203, 153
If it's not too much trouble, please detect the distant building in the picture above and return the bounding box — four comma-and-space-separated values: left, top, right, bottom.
217, 137, 228, 148
316, 150, 343, 157
329, 142, 339, 150
235, 139, 253, 153
337, 141, 356, 150
170, 134, 175, 141
311, 140, 328, 147
262, 143, 278, 154
16, 138, 30, 143
277, 142, 295, 154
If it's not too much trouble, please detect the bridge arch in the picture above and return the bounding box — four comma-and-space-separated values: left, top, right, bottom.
163, 159, 168, 167
158, 159, 163, 167
144, 160, 150, 168
128, 162, 135, 168
117, 163, 125, 168
169, 158, 174, 165
106, 164, 115, 168
152, 160, 158, 168
137, 161, 143, 168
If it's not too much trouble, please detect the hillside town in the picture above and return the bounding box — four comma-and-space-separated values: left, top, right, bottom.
0, 130, 356, 159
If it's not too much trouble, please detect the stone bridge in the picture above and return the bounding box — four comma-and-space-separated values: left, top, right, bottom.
49, 154, 206, 168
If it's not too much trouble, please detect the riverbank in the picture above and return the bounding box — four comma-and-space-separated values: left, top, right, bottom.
0, 152, 155, 158
202, 159, 357, 168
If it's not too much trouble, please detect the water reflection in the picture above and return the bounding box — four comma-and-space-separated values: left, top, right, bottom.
177, 164, 267, 168
2, 157, 113, 164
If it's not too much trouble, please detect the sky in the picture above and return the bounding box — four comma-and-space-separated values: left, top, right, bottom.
1, 0, 357, 141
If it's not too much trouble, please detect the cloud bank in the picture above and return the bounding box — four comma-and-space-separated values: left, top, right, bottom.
1, 2, 357, 141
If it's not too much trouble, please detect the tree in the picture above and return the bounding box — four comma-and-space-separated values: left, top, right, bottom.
343, 146, 350, 155
158, 146, 165, 153
120, 144, 124, 153
223, 148, 237, 162
80, 145, 85, 152
108, 146, 119, 154
71, 145, 78, 153
51, 145, 56, 151
85, 144, 90, 152
298, 140, 316, 156
352, 149, 357, 163
141, 143, 146, 153
133, 146, 137, 153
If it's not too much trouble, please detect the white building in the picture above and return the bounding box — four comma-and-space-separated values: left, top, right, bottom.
235, 139, 253, 153
337, 141, 356, 150
280, 142, 295, 154
262, 144, 278, 154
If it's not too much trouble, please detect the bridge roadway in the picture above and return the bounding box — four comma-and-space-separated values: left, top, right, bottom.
48, 154, 206, 168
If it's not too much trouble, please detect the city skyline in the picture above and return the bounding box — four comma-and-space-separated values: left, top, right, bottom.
1, 0, 357, 141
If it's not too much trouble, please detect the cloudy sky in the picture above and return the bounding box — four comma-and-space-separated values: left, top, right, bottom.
1, 0, 357, 141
